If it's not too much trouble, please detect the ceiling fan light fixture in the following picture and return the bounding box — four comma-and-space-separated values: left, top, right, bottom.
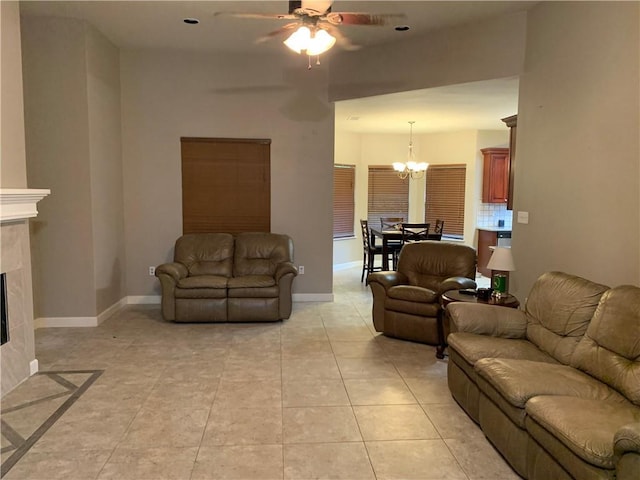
284, 26, 311, 53
306, 28, 336, 55
284, 26, 336, 55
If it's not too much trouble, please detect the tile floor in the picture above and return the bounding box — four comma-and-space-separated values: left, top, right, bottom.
1, 266, 518, 480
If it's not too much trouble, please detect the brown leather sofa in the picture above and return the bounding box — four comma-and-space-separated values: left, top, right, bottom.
155, 232, 297, 322
367, 241, 477, 357
447, 271, 640, 480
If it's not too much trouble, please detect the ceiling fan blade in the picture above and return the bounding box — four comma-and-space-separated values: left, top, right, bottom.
255, 23, 299, 44
214, 12, 296, 21
323, 25, 361, 51
325, 12, 405, 26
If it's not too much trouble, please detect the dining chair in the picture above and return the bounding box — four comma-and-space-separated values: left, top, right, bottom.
427, 219, 444, 241
380, 217, 405, 231
380, 217, 404, 269
401, 222, 431, 244
360, 220, 389, 284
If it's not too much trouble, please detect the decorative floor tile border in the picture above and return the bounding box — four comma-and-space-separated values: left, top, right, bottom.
0, 370, 103, 478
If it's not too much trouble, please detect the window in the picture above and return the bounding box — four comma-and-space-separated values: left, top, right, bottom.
181, 137, 271, 234
368, 166, 409, 230
425, 164, 466, 236
333, 164, 355, 239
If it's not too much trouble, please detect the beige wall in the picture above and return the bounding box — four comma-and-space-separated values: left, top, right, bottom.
120, 50, 334, 297
1, 1, 27, 188
329, 11, 527, 102
511, 2, 640, 299
22, 16, 126, 318
0, 1, 36, 395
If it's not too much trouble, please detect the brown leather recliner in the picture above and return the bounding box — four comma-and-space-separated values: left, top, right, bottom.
156, 232, 298, 322
367, 241, 477, 358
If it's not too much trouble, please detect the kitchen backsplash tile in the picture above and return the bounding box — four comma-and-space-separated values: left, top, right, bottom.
477, 204, 513, 229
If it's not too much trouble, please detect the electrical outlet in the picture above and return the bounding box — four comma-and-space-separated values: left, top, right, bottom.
149, 266, 155, 276
299, 265, 305, 275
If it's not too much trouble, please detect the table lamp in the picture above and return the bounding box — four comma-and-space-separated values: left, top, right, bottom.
487, 247, 516, 299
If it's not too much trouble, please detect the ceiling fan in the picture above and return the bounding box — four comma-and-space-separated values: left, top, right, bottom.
215, 1, 405, 66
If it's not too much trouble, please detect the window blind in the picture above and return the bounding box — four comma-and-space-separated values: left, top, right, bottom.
425, 164, 466, 236
368, 166, 409, 230
333, 164, 355, 238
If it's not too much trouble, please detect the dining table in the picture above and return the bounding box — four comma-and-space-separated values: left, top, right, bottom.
370, 228, 403, 271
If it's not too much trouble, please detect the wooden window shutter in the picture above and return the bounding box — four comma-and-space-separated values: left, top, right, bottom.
181, 137, 271, 234
333, 164, 355, 239
425, 164, 466, 236
367, 166, 409, 229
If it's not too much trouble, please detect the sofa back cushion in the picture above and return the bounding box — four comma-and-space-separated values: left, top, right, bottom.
397, 242, 476, 293
571, 285, 640, 405
234, 232, 293, 277
175, 233, 234, 277
525, 272, 609, 365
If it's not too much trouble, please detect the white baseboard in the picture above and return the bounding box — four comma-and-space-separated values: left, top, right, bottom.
29, 359, 39, 376
35, 296, 128, 329
35, 316, 98, 328
333, 261, 360, 271
292, 293, 334, 302
127, 295, 161, 304
34, 292, 332, 329
127, 293, 332, 303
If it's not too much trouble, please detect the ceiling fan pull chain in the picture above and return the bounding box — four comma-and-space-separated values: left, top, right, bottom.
316, 55, 321, 66
308, 55, 312, 70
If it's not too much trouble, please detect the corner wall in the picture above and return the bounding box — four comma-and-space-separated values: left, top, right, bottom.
21, 16, 126, 321
512, 2, 640, 298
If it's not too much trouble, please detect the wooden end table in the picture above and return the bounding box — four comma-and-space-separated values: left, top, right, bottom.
441, 290, 520, 309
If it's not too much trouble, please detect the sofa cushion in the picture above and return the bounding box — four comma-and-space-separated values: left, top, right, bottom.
525, 396, 640, 470
475, 358, 626, 427
387, 285, 438, 303
571, 285, 640, 405
448, 332, 558, 367
525, 272, 609, 365
228, 275, 278, 298
233, 232, 293, 277
177, 275, 229, 289
396, 241, 476, 292
175, 233, 234, 277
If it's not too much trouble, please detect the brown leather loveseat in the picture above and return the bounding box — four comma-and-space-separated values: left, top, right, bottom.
156, 232, 297, 322
447, 271, 640, 480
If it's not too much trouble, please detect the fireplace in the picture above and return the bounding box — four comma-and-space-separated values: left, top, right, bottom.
1, 272, 8, 345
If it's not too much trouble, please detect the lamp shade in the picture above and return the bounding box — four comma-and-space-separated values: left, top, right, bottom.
487, 247, 516, 272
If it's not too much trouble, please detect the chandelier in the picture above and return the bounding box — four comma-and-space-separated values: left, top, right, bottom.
392, 121, 428, 180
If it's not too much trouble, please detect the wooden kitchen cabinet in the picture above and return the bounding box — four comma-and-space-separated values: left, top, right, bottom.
501, 115, 517, 210
481, 147, 510, 204
478, 229, 497, 277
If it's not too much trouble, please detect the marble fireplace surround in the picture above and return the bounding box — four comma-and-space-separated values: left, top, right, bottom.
0, 189, 49, 395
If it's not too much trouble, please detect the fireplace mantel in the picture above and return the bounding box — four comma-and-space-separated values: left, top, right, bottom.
0, 189, 50, 223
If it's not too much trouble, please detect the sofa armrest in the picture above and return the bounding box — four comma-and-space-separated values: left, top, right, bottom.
367, 271, 409, 291
155, 262, 188, 282
439, 276, 477, 294
275, 262, 298, 282
447, 302, 528, 338
615, 422, 640, 480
